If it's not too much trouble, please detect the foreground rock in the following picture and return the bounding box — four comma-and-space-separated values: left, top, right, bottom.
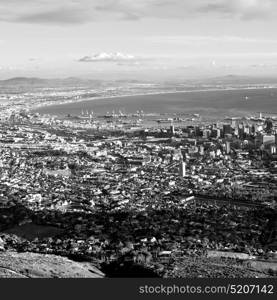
0, 251, 104, 278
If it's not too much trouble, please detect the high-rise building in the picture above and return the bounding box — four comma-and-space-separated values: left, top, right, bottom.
169, 123, 175, 135
203, 129, 211, 139
195, 126, 202, 137
244, 126, 250, 135
225, 141, 231, 154
231, 118, 237, 128
223, 124, 232, 136
270, 145, 276, 155
211, 129, 221, 139
265, 118, 273, 134
216, 129, 221, 139
250, 125, 256, 135
178, 149, 186, 177
263, 135, 275, 146
179, 161, 186, 177
238, 124, 244, 139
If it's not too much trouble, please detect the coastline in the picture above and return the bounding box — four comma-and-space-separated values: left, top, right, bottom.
31, 85, 277, 113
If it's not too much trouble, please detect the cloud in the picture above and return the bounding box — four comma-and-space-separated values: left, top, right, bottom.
0, 0, 92, 24
0, 0, 276, 25
17, 7, 90, 24
145, 35, 277, 50
250, 63, 277, 69
198, 0, 274, 20
79, 52, 137, 62
147, 35, 277, 44
93, 0, 276, 21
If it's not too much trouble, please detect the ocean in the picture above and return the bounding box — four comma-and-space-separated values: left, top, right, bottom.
33, 88, 277, 120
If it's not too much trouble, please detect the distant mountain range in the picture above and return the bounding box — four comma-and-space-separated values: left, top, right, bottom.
1, 75, 277, 88
0, 77, 104, 87
0, 77, 145, 88
200, 74, 277, 85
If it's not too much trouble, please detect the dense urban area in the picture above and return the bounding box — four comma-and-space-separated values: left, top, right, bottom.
0, 83, 276, 278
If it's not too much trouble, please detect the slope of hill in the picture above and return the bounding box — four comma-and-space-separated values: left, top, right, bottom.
0, 251, 104, 278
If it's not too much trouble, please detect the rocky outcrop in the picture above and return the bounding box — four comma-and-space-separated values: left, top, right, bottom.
0, 251, 104, 278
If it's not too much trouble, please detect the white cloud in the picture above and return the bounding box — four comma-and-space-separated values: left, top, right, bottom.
0, 0, 276, 25
198, 0, 274, 19
79, 52, 137, 62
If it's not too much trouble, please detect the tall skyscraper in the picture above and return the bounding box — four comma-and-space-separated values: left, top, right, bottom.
231, 118, 237, 128
223, 124, 232, 136
203, 129, 211, 139
265, 118, 273, 134
178, 149, 186, 177
270, 145, 276, 155
179, 161, 186, 177
225, 141, 231, 154
211, 129, 221, 139
170, 123, 175, 135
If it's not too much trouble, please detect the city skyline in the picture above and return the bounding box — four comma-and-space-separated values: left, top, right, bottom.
0, 0, 276, 281
1, 0, 277, 79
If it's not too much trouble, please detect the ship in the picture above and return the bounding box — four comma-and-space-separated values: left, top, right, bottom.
156, 118, 173, 123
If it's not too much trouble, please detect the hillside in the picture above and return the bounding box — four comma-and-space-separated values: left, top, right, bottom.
0, 251, 104, 278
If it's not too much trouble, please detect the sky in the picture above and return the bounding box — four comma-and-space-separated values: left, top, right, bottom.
1, 0, 277, 80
